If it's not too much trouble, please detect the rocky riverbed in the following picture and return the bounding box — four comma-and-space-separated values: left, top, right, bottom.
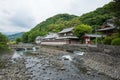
0, 46, 117, 80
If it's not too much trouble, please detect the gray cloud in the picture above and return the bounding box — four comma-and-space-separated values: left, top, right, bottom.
2, 10, 11, 15
9, 11, 36, 28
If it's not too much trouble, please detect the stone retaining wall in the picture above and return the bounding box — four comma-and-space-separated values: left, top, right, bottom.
41, 44, 90, 52
42, 44, 120, 57
84, 59, 120, 79
97, 45, 120, 58
80, 52, 120, 79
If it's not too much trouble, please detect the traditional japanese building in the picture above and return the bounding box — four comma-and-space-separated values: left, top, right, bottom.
97, 19, 116, 36
83, 19, 115, 45
57, 27, 79, 44
35, 27, 80, 45
44, 32, 59, 40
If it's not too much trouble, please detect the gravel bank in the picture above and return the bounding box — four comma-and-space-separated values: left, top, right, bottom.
0, 46, 117, 80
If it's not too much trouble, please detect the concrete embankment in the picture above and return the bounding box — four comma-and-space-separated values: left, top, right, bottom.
41, 44, 120, 80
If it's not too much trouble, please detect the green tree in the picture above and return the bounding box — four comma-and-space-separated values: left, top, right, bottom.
22, 32, 29, 43
16, 38, 21, 44
103, 36, 112, 45
0, 32, 8, 51
73, 24, 92, 38
28, 31, 41, 42
0, 33, 8, 43
66, 18, 81, 27
111, 38, 120, 45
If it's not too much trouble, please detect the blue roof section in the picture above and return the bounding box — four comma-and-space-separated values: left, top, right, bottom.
85, 34, 106, 38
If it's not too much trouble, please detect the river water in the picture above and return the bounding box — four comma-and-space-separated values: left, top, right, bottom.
10, 49, 115, 80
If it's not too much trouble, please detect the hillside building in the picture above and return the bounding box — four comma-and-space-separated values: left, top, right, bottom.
97, 19, 116, 36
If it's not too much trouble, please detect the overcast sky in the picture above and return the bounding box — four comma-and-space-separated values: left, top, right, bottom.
0, 0, 112, 34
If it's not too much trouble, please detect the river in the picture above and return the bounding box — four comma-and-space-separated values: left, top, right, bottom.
0, 47, 116, 80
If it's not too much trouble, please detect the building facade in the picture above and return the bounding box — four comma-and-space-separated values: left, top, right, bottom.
97, 19, 116, 36
35, 27, 80, 45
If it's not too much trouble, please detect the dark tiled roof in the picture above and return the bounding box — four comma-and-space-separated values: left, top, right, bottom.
59, 27, 74, 33
97, 23, 115, 31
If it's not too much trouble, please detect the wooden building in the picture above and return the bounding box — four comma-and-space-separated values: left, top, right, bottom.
57, 27, 79, 44
36, 27, 80, 45
97, 19, 116, 36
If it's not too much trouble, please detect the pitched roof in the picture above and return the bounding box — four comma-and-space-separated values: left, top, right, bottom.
59, 27, 74, 33
97, 23, 115, 31
97, 18, 117, 31
45, 33, 58, 39
36, 36, 44, 40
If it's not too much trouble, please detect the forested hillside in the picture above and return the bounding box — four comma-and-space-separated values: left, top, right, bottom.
31, 14, 78, 33
79, 2, 115, 29
22, 1, 118, 43
22, 14, 80, 42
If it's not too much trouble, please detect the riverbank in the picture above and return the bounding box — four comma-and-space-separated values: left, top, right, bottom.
0, 50, 30, 80
40, 44, 120, 80
74, 52, 120, 80
25, 46, 115, 80
0, 50, 13, 68
0, 46, 116, 80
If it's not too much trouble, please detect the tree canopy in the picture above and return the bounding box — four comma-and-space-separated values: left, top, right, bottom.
73, 24, 92, 38
0, 33, 8, 43
0, 32, 8, 51
16, 38, 21, 44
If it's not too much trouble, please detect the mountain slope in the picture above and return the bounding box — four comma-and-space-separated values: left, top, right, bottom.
22, 14, 79, 42
31, 14, 78, 33
79, 2, 115, 29
7, 32, 24, 40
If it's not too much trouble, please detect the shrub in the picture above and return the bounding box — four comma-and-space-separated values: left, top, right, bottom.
0, 43, 8, 52
91, 38, 103, 44
103, 37, 112, 45
112, 33, 119, 39
111, 38, 120, 46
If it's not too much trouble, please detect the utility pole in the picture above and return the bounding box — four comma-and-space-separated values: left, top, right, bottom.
95, 27, 98, 46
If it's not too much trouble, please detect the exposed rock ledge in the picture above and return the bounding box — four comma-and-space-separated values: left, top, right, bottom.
74, 52, 120, 80
41, 44, 120, 80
